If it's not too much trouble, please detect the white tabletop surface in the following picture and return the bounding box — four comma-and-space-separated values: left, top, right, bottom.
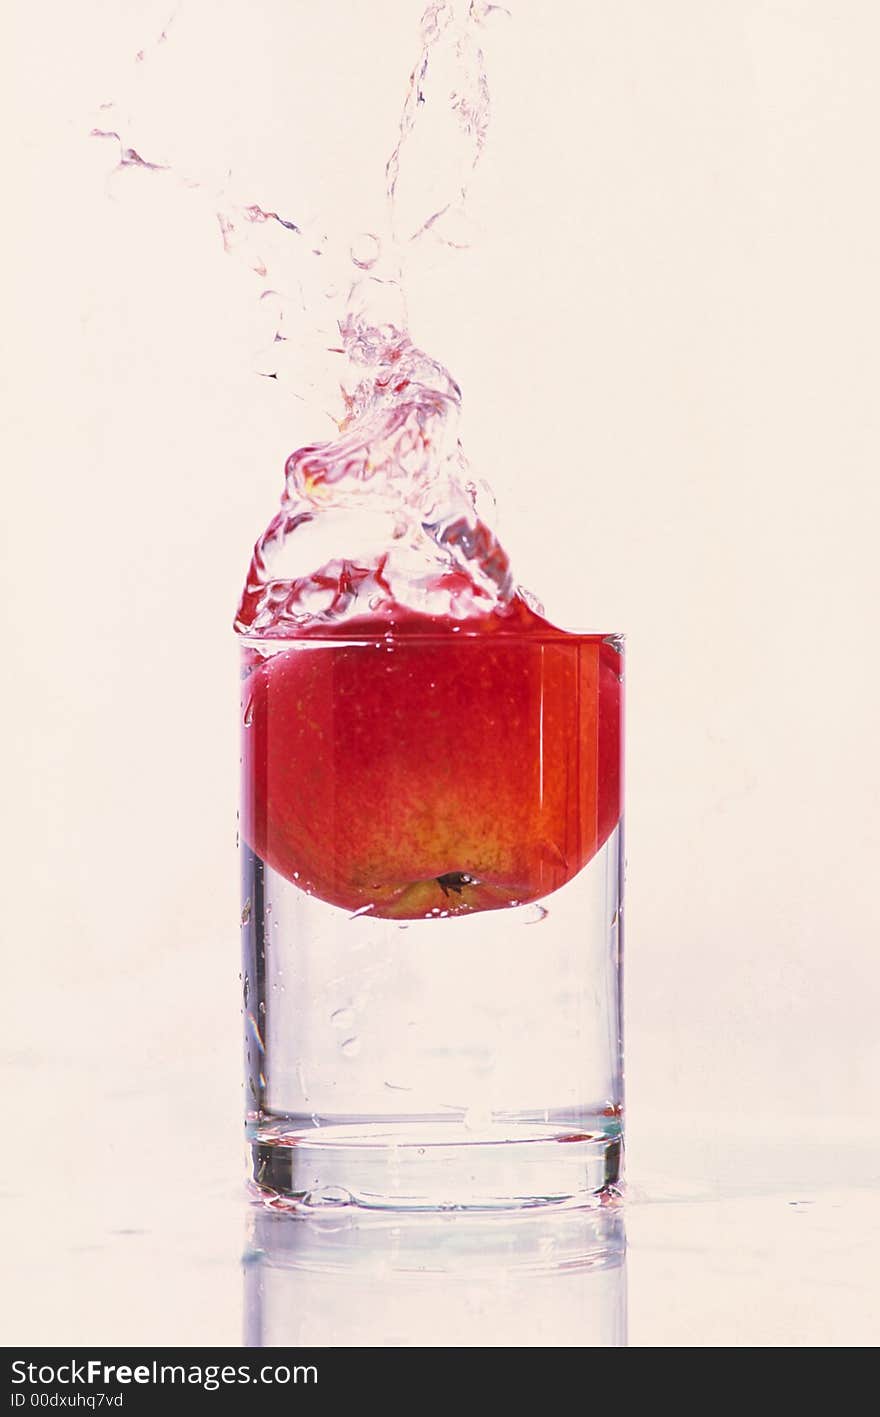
3, 1054, 876, 1348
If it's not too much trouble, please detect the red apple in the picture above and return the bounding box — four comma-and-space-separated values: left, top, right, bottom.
241, 599, 622, 918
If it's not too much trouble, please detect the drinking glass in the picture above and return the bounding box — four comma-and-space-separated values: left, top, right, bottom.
240, 626, 624, 1209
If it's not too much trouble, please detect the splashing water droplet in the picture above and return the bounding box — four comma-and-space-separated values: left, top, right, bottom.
350, 232, 381, 270
525, 904, 549, 925
340, 1036, 361, 1058
330, 1007, 355, 1030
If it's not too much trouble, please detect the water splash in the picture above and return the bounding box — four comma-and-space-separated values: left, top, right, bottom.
233, 0, 515, 634
234, 314, 515, 632
385, 0, 494, 247
94, 2, 517, 633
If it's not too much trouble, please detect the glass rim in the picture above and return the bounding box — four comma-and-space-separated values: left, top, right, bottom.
236, 629, 625, 649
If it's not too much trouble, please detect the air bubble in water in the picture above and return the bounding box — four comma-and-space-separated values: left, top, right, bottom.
308, 1185, 352, 1207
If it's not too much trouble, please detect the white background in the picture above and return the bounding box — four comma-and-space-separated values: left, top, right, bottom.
2, 1, 878, 1345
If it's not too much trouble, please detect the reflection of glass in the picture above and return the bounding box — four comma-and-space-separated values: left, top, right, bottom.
240, 629, 624, 1210
244, 1206, 627, 1347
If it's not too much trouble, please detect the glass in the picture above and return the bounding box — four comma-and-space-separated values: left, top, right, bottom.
244, 1207, 627, 1347
240, 627, 624, 1210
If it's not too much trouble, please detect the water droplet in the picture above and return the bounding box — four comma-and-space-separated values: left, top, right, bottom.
341, 1036, 361, 1058
330, 1007, 355, 1030
243, 697, 255, 727
307, 1185, 352, 1207
240, 899, 252, 926
525, 904, 548, 925
350, 232, 380, 270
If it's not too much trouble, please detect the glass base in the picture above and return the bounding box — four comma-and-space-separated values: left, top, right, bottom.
249, 1113, 623, 1212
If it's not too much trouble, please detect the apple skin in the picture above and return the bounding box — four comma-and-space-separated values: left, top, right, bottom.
241, 599, 622, 918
